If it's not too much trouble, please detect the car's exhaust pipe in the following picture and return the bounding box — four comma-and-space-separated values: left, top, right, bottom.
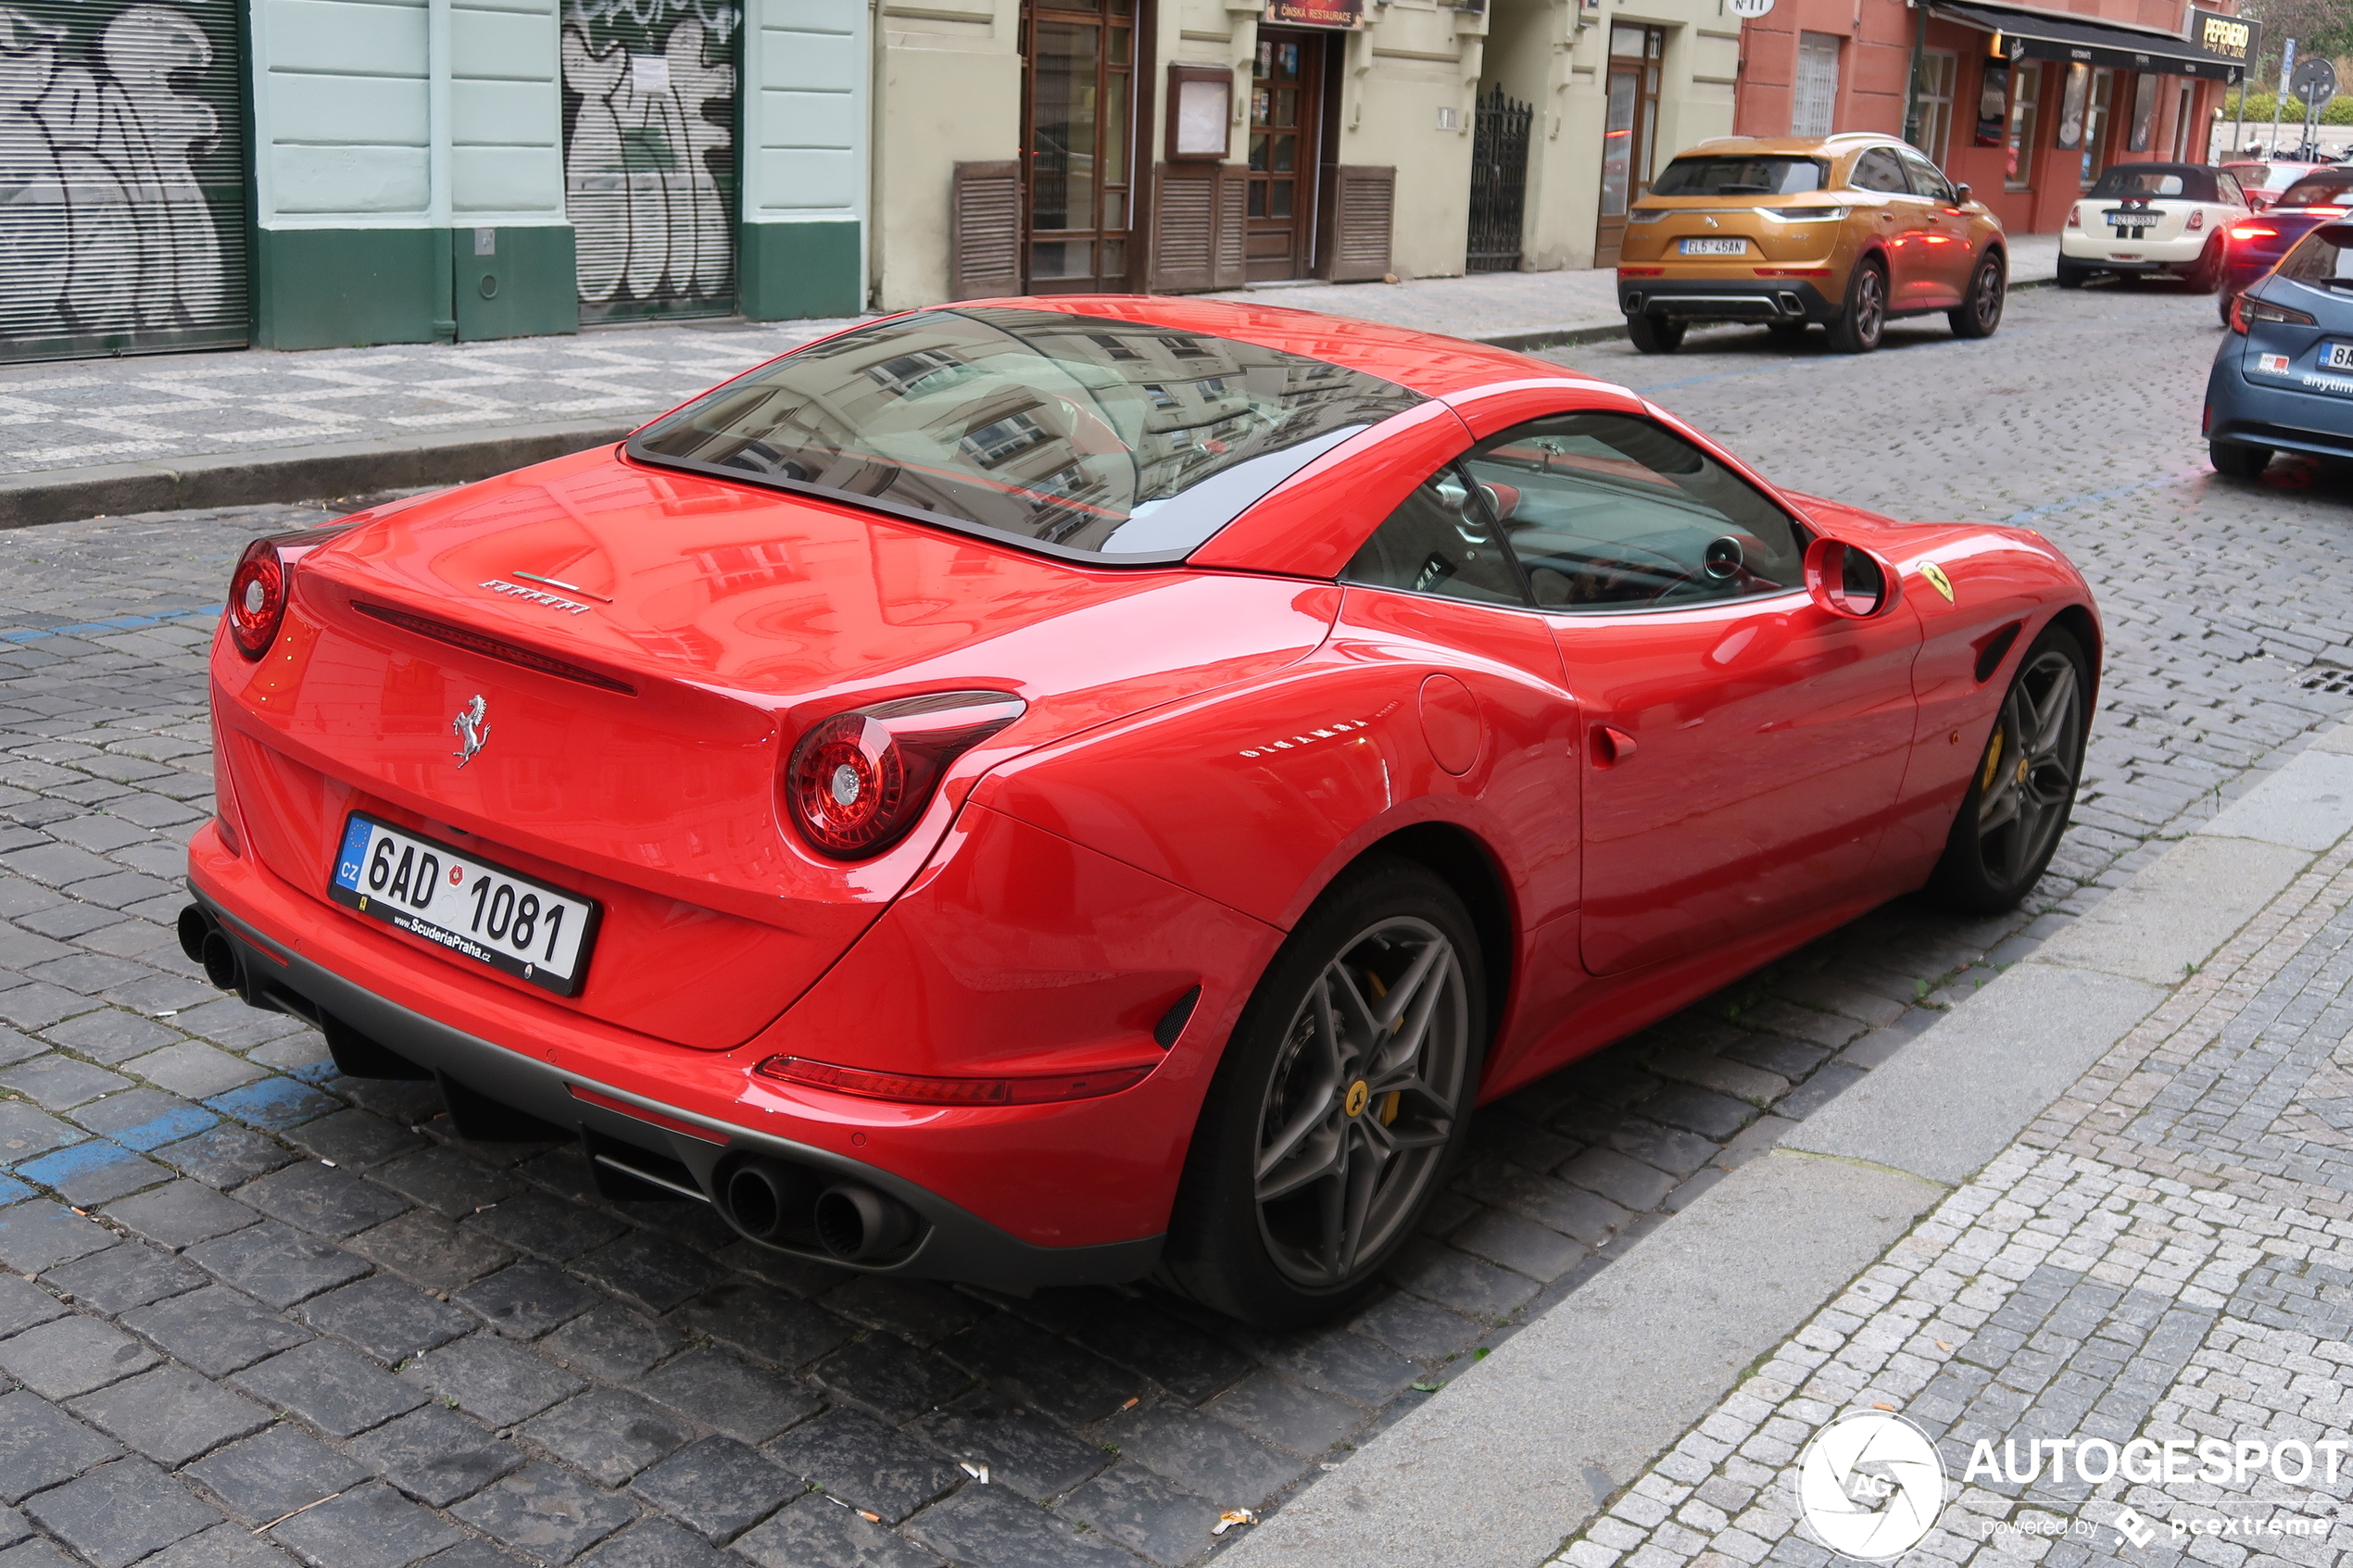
724, 1160, 823, 1243
813, 1182, 918, 1261
180, 904, 247, 995
1776, 292, 1805, 317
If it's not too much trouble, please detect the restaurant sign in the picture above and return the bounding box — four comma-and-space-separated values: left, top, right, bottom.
1265, 0, 1369, 28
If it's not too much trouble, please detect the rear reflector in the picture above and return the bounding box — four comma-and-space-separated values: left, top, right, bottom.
755, 1056, 1153, 1106
567, 1084, 731, 1143
354, 602, 637, 696
1616, 267, 1665, 277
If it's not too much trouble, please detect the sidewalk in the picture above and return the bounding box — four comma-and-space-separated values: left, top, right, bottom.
0, 238, 2059, 528
1223, 721, 2353, 1568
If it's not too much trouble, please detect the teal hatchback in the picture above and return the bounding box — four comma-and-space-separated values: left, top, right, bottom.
2206, 220, 2353, 476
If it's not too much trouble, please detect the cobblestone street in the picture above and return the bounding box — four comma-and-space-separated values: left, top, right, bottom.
1, 285, 2349, 1568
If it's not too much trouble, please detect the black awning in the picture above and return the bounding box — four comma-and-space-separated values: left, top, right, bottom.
1935, 2, 2245, 82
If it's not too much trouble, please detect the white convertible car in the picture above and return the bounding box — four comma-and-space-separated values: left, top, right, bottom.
2058, 161, 2251, 291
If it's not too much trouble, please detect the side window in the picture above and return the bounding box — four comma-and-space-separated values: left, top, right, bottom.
2217, 172, 2246, 207
1342, 466, 1529, 608
1458, 413, 1807, 613
1897, 147, 1954, 202
1850, 148, 1910, 194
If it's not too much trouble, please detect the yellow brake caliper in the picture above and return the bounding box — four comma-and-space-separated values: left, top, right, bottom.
1980, 724, 2005, 795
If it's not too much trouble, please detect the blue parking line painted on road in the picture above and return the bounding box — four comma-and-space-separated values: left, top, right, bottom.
0, 1173, 30, 1205
206, 1076, 340, 1130
105, 1105, 219, 1151
2000, 469, 2205, 527
13, 1138, 136, 1186
0, 606, 220, 645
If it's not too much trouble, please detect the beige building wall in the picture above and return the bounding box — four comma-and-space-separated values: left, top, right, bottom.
1483, 0, 1735, 271
872, 0, 1021, 310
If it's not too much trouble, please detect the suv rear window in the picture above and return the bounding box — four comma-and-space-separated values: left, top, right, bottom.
1650, 156, 1826, 196
2277, 224, 2353, 289
628, 307, 1424, 563
2275, 177, 2353, 209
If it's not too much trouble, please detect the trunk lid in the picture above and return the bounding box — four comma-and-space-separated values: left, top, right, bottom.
220, 446, 1339, 1047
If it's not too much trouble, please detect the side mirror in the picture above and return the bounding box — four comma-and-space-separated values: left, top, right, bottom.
1804, 536, 1904, 620
1952, 182, 1972, 204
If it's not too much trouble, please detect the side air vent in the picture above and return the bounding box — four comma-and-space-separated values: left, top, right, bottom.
1972, 621, 2023, 684
352, 602, 636, 696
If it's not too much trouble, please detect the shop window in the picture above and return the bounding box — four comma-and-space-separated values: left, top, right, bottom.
2005, 62, 2042, 189
1793, 33, 1840, 138
1910, 50, 1957, 164
2081, 69, 2115, 186
2128, 72, 2159, 153
1975, 60, 2008, 147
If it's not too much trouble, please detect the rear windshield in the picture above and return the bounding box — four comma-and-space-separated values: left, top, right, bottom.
2276, 177, 2353, 209
628, 307, 1424, 562
2226, 162, 2312, 191
1651, 156, 1826, 196
2276, 225, 2353, 290
2087, 165, 2215, 201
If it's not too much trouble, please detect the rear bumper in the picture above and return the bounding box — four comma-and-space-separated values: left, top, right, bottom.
2059, 233, 2207, 269
1620, 279, 1835, 323
184, 847, 1166, 1289
2204, 352, 2353, 459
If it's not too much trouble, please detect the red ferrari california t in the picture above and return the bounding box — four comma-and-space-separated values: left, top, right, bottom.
183, 298, 2097, 1326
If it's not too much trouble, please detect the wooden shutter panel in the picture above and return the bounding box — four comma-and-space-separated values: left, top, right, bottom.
1213, 166, 1250, 288
1150, 164, 1218, 291
950, 162, 1024, 300
1320, 166, 1396, 282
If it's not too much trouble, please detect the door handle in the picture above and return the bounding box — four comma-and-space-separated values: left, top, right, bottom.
1590, 725, 1638, 768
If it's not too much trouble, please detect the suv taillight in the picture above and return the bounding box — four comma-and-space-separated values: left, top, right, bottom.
225, 523, 359, 660
2231, 293, 2318, 334
785, 690, 1025, 859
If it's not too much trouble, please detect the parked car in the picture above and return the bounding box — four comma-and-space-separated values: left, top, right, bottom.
2058, 162, 2251, 290
2221, 160, 2332, 211
2219, 169, 2353, 323
1615, 132, 2007, 354
182, 298, 2100, 1326
2206, 220, 2353, 477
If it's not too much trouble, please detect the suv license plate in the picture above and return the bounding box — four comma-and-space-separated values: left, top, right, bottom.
330, 813, 599, 996
2323, 342, 2353, 371
1679, 237, 1747, 255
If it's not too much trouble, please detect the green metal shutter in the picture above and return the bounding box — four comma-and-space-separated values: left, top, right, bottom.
0, 0, 250, 363
560, 1, 741, 324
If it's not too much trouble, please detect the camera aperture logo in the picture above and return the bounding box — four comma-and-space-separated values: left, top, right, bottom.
1794, 1411, 1948, 1561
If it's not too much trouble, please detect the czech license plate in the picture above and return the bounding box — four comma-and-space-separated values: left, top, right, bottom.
2104, 209, 2148, 229
1678, 237, 1747, 256
330, 813, 598, 996
2322, 342, 2353, 371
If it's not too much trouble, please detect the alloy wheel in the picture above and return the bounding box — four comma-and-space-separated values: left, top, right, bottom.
1252, 916, 1469, 1288
1855, 270, 1885, 343
1969, 262, 2002, 330
1970, 648, 2083, 891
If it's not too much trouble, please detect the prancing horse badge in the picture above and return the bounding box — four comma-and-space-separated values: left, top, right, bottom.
1920, 562, 1956, 603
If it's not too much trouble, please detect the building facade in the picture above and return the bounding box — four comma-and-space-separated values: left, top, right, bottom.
881, 0, 1740, 307
1731, 0, 2248, 234
0, 0, 868, 362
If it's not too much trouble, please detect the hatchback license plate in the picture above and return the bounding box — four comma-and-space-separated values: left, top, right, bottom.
330, 814, 598, 996
1678, 237, 1748, 256
2323, 342, 2353, 371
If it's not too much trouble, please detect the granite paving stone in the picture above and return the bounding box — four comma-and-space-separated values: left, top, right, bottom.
346, 1405, 527, 1509
516, 1388, 688, 1486
44, 1238, 207, 1312
120, 1285, 313, 1376
629, 1434, 796, 1542
103, 1179, 260, 1248
182, 1424, 371, 1525
763, 1407, 963, 1525
629, 1347, 822, 1446
231, 1340, 427, 1438
1101, 1401, 1305, 1512
1201, 1371, 1365, 1459
0, 1311, 161, 1398
68, 1362, 273, 1464
187, 1221, 371, 1308
301, 1275, 476, 1363
812, 1334, 978, 1424
238, 1161, 413, 1237
268, 1480, 464, 1568
450, 1462, 638, 1564
404, 1333, 585, 1427
456, 1263, 603, 1340
1063, 1462, 1229, 1568
0, 1273, 63, 1336
903, 1484, 1136, 1568
535, 1308, 680, 1385
0, 1387, 123, 1502
21, 1456, 223, 1568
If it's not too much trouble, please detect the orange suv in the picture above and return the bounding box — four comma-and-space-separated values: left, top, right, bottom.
1616, 133, 2008, 354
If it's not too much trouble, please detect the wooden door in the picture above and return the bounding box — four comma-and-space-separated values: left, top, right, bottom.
1248, 30, 1324, 281
1021, 0, 1138, 291
1593, 24, 1661, 268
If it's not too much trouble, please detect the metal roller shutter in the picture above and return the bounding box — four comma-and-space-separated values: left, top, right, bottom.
0, 0, 249, 363
561, 1, 740, 324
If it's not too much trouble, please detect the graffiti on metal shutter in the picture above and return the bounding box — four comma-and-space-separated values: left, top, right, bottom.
0, 0, 246, 363
560, 0, 739, 323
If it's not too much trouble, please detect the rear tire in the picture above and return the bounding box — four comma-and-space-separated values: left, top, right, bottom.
1825, 260, 1886, 354
1159, 858, 1487, 1328
2187, 236, 2225, 294
2056, 257, 2092, 290
1627, 315, 1686, 355
1927, 625, 2090, 915
1948, 252, 2006, 338
2209, 440, 2271, 478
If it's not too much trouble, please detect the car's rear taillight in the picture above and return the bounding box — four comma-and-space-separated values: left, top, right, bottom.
2066, 207, 2081, 229
2187, 210, 2206, 232
785, 690, 1025, 859
2230, 225, 2276, 241
2231, 293, 2318, 333
225, 523, 359, 660
754, 1055, 1152, 1105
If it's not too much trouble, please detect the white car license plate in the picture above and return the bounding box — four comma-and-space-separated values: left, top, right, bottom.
1678, 237, 1747, 256
330, 813, 598, 996
2323, 342, 2353, 371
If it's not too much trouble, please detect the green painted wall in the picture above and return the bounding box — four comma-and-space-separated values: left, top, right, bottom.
455, 226, 579, 340
254, 228, 442, 349
256, 226, 577, 349
740, 220, 862, 320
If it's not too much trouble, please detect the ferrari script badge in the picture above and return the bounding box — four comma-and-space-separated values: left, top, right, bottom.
451, 696, 491, 769
1920, 562, 1956, 603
